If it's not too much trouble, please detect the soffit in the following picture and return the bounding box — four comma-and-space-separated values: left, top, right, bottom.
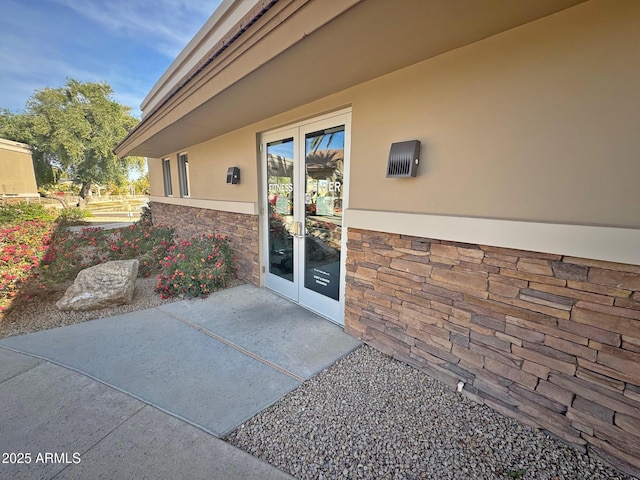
116, 0, 587, 158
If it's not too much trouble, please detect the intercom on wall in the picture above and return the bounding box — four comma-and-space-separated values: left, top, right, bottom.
226, 167, 240, 184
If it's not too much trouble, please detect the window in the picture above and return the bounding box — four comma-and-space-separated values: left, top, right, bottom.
178, 152, 190, 197
162, 158, 172, 196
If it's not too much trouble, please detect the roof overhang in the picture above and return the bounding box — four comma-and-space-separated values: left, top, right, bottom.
0, 137, 32, 155
115, 0, 587, 158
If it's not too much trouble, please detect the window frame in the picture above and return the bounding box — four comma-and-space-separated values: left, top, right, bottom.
162, 158, 173, 196
178, 152, 190, 197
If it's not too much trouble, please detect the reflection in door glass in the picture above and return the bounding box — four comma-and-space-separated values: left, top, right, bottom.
267, 138, 295, 282
304, 126, 344, 300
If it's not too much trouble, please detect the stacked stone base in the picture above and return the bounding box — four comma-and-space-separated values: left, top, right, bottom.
345, 228, 640, 477
151, 202, 259, 285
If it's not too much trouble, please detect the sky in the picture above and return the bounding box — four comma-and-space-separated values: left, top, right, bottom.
0, 0, 223, 118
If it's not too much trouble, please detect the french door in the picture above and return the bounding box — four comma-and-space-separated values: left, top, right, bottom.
261, 111, 350, 324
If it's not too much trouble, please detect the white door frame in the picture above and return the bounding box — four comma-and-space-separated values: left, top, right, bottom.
260, 108, 351, 324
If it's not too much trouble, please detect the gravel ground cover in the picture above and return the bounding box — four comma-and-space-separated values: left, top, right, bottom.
0, 276, 179, 339
226, 345, 634, 480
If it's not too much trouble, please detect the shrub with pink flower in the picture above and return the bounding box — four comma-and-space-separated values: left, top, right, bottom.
1, 201, 235, 315
155, 234, 236, 299
0, 220, 53, 313
38, 223, 175, 285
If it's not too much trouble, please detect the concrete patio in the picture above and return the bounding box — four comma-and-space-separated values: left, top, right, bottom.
0, 284, 361, 479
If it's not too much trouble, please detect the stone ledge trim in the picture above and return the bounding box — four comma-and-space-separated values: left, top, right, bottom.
344, 209, 640, 266
149, 195, 257, 215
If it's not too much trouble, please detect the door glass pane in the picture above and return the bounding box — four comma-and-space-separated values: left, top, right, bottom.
267, 138, 295, 281
304, 126, 344, 300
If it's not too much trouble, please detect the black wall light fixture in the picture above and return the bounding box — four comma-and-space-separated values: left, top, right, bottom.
386, 140, 420, 178
226, 167, 240, 184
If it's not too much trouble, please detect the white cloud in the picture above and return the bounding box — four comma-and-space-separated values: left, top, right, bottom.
51, 0, 222, 58
0, 0, 222, 113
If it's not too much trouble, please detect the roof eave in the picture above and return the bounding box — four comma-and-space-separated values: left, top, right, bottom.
116, 0, 588, 159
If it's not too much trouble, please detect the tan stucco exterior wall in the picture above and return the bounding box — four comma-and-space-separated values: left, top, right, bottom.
0, 139, 38, 197
149, 93, 354, 202
348, 0, 639, 228
149, 0, 639, 228
148, 157, 165, 197
187, 128, 258, 203
149, 128, 261, 202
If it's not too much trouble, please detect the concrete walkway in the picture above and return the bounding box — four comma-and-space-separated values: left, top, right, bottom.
67, 220, 135, 232
0, 285, 361, 479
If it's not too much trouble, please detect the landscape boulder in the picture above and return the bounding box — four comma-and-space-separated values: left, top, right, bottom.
56, 259, 139, 311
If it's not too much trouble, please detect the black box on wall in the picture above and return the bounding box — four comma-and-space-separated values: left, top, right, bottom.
226, 167, 240, 184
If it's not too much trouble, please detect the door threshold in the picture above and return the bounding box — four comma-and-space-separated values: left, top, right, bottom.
262, 286, 344, 328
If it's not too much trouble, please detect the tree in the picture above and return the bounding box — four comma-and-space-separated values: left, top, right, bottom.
134, 173, 150, 195
0, 79, 142, 196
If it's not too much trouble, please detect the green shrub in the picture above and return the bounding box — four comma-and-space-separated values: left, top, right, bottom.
38, 226, 97, 286
136, 204, 153, 227
0, 201, 56, 225
1, 214, 235, 313
104, 223, 175, 277
156, 234, 236, 299
38, 223, 175, 285
55, 207, 92, 225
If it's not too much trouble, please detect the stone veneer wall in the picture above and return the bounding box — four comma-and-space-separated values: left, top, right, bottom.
345, 228, 640, 477
151, 202, 260, 285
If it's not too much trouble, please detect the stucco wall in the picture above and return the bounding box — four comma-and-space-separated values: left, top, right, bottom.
148, 0, 640, 228
149, 127, 263, 202
148, 157, 165, 197
148, 96, 355, 202
0, 140, 38, 197
347, 0, 639, 227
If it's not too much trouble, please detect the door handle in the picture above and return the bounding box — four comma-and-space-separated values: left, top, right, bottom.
293, 221, 304, 238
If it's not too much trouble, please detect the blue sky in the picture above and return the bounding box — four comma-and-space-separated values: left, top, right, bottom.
0, 0, 223, 118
